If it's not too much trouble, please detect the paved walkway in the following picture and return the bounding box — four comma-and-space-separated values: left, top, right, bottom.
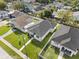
0, 20, 8, 27
58, 51, 64, 59
19, 38, 33, 51
0, 47, 13, 59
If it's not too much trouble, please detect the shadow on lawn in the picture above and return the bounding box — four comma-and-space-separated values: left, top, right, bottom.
31, 32, 53, 49
53, 46, 59, 55
12, 28, 25, 35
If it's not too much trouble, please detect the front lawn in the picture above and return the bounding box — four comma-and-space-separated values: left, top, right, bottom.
22, 33, 52, 59
0, 26, 11, 35
4, 30, 29, 49
0, 41, 23, 59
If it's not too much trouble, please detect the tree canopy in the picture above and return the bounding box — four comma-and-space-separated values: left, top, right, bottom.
0, 0, 6, 10
13, 1, 24, 10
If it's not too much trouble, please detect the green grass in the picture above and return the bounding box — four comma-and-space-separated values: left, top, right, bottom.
4, 30, 29, 49
43, 45, 59, 59
22, 33, 52, 59
63, 54, 79, 59
0, 41, 23, 59
0, 26, 11, 35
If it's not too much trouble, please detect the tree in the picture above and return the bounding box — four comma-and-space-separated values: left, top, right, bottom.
36, 0, 52, 3
57, 10, 74, 23
0, 0, 6, 10
43, 9, 52, 18
13, 1, 24, 10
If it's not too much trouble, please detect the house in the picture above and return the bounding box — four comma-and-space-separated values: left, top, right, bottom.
63, 6, 72, 10
53, 2, 64, 9
52, 9, 67, 19
33, 3, 44, 11
8, 10, 25, 18
73, 11, 79, 21
6, 3, 13, 11
27, 20, 56, 41
22, 3, 35, 13
10, 14, 41, 32
0, 11, 9, 19
11, 14, 56, 41
51, 24, 79, 56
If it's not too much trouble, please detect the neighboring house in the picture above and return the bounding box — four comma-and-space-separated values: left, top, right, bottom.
6, 3, 13, 11
73, 11, 79, 21
22, 0, 36, 3
11, 14, 56, 41
52, 9, 68, 19
0, 11, 9, 20
63, 6, 72, 10
53, 2, 64, 9
43, 4, 53, 9
8, 10, 25, 18
51, 24, 79, 57
22, 3, 35, 13
11, 14, 40, 32
33, 3, 44, 11
24, 3, 35, 13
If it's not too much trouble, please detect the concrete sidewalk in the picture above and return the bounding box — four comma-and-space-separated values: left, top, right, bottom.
0, 38, 29, 59
0, 47, 13, 59
0, 20, 8, 27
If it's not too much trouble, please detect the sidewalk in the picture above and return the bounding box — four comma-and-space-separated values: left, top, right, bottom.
0, 47, 13, 59
0, 20, 8, 27
1, 38, 29, 59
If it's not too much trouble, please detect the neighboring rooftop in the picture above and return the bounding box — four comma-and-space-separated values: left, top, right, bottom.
12, 14, 34, 28
52, 24, 79, 51
8, 10, 25, 18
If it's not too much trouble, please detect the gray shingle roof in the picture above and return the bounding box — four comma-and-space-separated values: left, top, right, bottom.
27, 20, 56, 41
63, 28, 79, 51
52, 24, 79, 51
